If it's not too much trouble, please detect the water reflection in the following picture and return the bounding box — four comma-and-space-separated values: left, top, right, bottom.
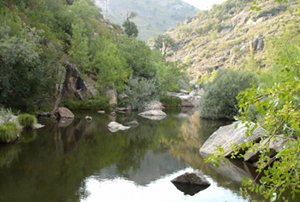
0, 110, 280, 202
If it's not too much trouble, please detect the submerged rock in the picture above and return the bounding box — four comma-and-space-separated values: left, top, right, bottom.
85, 116, 93, 121
107, 121, 130, 133
138, 110, 167, 120
171, 172, 210, 196
199, 121, 265, 157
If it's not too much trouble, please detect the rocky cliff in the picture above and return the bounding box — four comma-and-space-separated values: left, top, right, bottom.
165, 0, 299, 81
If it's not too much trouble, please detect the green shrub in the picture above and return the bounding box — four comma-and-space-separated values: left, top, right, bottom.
200, 69, 257, 120
125, 77, 158, 110
17, 114, 37, 129
64, 97, 110, 111
0, 122, 20, 143
160, 95, 181, 108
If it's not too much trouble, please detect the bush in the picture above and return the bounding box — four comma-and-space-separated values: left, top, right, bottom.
64, 97, 110, 111
125, 77, 158, 110
200, 69, 257, 120
0, 122, 20, 143
160, 95, 181, 108
17, 114, 37, 129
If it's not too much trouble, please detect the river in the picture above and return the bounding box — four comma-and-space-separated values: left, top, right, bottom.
0, 109, 266, 202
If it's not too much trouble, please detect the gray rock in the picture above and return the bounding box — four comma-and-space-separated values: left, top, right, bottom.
244, 135, 288, 162
199, 121, 266, 157
251, 34, 264, 52
55, 107, 75, 119
138, 110, 167, 121
171, 172, 210, 196
106, 89, 118, 107
107, 121, 130, 133
97, 110, 105, 114
85, 116, 93, 121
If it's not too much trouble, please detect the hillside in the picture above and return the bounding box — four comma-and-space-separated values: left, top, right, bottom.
165, 0, 299, 81
94, 0, 198, 40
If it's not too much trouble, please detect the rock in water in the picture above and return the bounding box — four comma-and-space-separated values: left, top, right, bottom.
54, 107, 75, 119
143, 101, 165, 111
171, 172, 210, 196
138, 110, 167, 120
199, 121, 265, 157
85, 116, 93, 121
107, 121, 130, 133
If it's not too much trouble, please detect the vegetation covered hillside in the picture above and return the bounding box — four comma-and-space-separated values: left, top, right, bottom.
165, 0, 299, 82
0, 0, 186, 112
94, 0, 198, 40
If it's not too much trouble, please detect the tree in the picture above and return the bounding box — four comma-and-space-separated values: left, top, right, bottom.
154, 34, 175, 56
122, 12, 138, 38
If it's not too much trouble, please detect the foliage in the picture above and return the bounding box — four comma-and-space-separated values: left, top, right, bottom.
200, 69, 257, 120
0, 122, 20, 143
154, 34, 175, 56
122, 19, 138, 38
64, 97, 110, 111
17, 114, 37, 129
125, 77, 158, 110
160, 95, 181, 108
118, 37, 157, 79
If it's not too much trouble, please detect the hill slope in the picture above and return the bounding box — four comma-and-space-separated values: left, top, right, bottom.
94, 0, 198, 40
165, 0, 299, 81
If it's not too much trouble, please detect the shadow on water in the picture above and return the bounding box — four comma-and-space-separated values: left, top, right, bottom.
0, 109, 298, 202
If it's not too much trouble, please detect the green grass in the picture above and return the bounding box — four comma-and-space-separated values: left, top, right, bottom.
64, 97, 110, 111
0, 122, 20, 143
17, 114, 37, 129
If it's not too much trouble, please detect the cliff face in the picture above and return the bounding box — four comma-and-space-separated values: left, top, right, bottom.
94, 0, 198, 40
165, 0, 299, 81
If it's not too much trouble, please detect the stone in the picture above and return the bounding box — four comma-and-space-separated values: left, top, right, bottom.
33, 123, 45, 129
106, 89, 117, 107
85, 116, 93, 121
107, 121, 130, 133
138, 110, 167, 121
97, 110, 105, 114
171, 172, 210, 196
251, 34, 264, 52
54, 107, 75, 119
199, 121, 265, 157
244, 135, 288, 162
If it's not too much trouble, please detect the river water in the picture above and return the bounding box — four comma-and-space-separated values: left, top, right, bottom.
0, 110, 264, 202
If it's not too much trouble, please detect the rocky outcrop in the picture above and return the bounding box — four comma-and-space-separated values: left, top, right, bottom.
138, 110, 167, 120
54, 107, 75, 119
171, 172, 210, 196
251, 34, 264, 52
106, 89, 118, 108
52, 62, 93, 113
165, 0, 298, 81
166, 88, 204, 108
199, 121, 266, 157
107, 121, 130, 133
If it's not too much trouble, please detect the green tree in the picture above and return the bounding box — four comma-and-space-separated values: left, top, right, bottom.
122, 19, 138, 38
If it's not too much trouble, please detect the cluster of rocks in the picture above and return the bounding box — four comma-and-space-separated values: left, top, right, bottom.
199, 121, 290, 166
166, 88, 204, 108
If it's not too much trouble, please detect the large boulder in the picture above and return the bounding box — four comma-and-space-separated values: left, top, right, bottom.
107, 121, 130, 133
138, 110, 167, 121
199, 121, 265, 157
171, 172, 210, 196
54, 107, 75, 119
106, 89, 118, 108
244, 135, 288, 162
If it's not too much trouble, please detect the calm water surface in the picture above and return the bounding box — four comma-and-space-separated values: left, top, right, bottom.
0, 110, 266, 202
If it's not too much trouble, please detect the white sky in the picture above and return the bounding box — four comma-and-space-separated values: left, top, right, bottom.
182, 0, 226, 10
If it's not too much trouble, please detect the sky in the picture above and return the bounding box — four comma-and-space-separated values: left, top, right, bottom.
182, 0, 226, 10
